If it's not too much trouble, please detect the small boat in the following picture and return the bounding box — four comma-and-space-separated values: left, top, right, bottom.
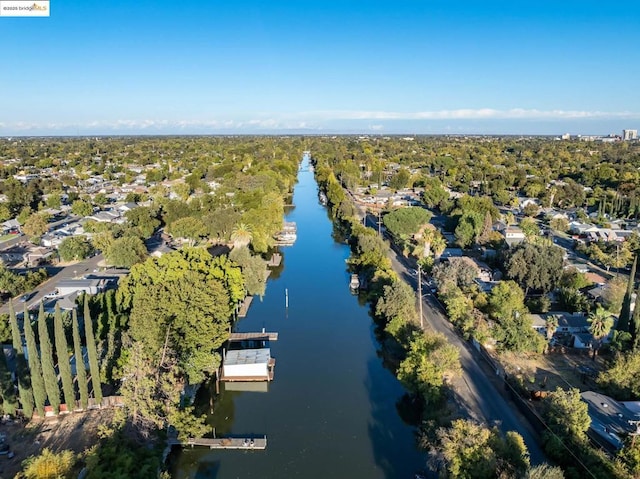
318, 191, 328, 206
349, 274, 360, 291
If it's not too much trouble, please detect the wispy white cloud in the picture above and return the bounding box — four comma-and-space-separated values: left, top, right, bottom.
298, 108, 640, 121
0, 108, 638, 134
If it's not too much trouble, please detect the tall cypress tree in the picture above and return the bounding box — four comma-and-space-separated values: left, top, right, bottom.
54, 303, 75, 410
23, 304, 46, 417
84, 295, 102, 404
72, 308, 89, 410
0, 334, 17, 415
0, 357, 15, 416
9, 300, 33, 419
9, 301, 33, 419
37, 302, 60, 414
632, 289, 640, 349
618, 254, 637, 333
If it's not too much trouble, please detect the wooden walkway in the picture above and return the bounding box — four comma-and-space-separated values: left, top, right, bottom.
169, 436, 267, 450
229, 332, 279, 342
237, 296, 253, 318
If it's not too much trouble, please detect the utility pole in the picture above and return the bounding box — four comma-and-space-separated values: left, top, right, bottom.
378, 210, 381, 237
418, 263, 423, 329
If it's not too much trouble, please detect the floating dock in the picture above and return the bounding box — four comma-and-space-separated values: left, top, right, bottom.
170, 436, 267, 450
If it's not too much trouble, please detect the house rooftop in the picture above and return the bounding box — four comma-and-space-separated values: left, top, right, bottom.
581, 391, 640, 451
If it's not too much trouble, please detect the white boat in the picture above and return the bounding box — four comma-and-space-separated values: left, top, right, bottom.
349, 274, 360, 291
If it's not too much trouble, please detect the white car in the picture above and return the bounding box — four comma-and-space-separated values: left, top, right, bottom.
43, 292, 59, 299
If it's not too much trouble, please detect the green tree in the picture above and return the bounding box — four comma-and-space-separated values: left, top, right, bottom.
128, 269, 231, 384
20, 448, 76, 479
549, 217, 569, 233
58, 236, 94, 261
520, 217, 540, 239
631, 288, 640, 349
598, 351, 640, 400
125, 206, 160, 239
588, 306, 614, 358
93, 193, 108, 206
45, 192, 62, 209
506, 242, 564, 294
0, 334, 17, 415
488, 280, 527, 322
168, 216, 207, 246
489, 281, 545, 353
430, 419, 530, 479
37, 302, 60, 414
432, 257, 479, 292
230, 223, 253, 249
105, 236, 147, 268
71, 308, 89, 410
229, 246, 268, 297
421, 177, 449, 209
388, 167, 411, 190
602, 276, 627, 316
71, 199, 93, 217
397, 332, 460, 404
543, 387, 590, 442
22, 213, 49, 238
375, 280, 416, 324
54, 303, 75, 410
0, 203, 11, 222
23, 305, 46, 417
9, 301, 34, 419
84, 295, 102, 404
382, 207, 432, 240
525, 464, 565, 479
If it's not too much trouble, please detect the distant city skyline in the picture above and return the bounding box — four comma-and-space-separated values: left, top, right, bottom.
1, 1, 639, 135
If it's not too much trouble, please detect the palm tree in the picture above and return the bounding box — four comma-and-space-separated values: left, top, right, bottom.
545, 315, 559, 341
588, 306, 614, 359
231, 223, 252, 249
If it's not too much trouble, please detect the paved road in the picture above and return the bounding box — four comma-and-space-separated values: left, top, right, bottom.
363, 213, 547, 465
1, 254, 105, 315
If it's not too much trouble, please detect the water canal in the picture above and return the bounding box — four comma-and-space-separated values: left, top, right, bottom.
171, 154, 425, 478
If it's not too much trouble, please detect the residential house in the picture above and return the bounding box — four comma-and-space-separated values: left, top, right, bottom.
118, 202, 138, 214
503, 226, 526, 246
530, 312, 590, 336
88, 210, 122, 223
581, 391, 640, 453
56, 279, 108, 296
1, 219, 21, 234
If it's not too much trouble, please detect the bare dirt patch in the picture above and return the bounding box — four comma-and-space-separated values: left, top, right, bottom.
498, 350, 606, 395
0, 409, 114, 478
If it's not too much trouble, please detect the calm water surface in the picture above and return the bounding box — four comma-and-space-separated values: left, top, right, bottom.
171, 155, 425, 478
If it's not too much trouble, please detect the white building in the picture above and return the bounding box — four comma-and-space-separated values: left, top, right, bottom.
623, 129, 638, 141
221, 348, 274, 381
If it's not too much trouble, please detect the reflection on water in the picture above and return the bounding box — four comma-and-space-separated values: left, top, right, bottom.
170, 155, 425, 478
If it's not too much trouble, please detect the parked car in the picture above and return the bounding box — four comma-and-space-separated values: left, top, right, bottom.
43, 291, 59, 299
18, 292, 36, 303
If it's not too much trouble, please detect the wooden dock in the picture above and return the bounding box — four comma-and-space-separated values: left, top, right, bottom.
267, 253, 282, 267
229, 331, 279, 342
237, 296, 253, 318
169, 436, 267, 450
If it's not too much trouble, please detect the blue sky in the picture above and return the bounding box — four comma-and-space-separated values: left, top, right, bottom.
1, 0, 639, 135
